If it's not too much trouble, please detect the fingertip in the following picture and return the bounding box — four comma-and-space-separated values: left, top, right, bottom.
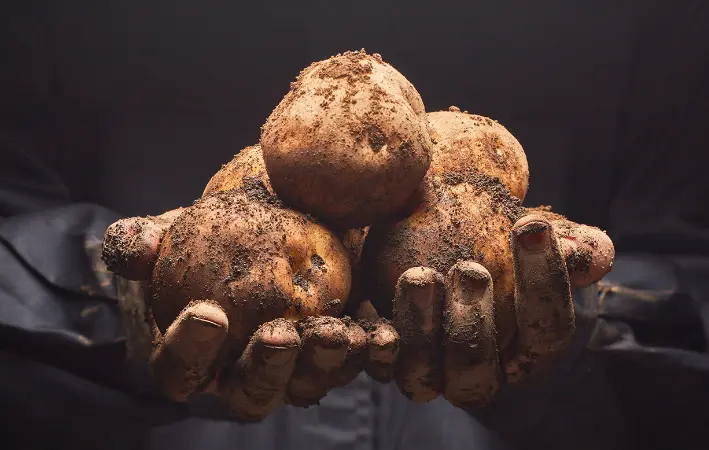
368, 323, 399, 353
447, 261, 492, 304
255, 318, 302, 350
365, 320, 399, 383
512, 216, 553, 253
563, 226, 615, 287
395, 267, 445, 319
181, 301, 230, 342
398, 266, 443, 290
102, 217, 162, 280
299, 317, 350, 370
345, 320, 368, 352
165, 301, 229, 360
590, 227, 615, 277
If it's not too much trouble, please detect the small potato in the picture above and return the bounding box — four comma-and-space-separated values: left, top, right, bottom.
150, 186, 352, 353
260, 50, 433, 229
203, 145, 273, 197
428, 109, 529, 201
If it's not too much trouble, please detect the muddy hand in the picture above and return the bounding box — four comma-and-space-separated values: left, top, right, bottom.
103, 211, 385, 422
388, 211, 614, 409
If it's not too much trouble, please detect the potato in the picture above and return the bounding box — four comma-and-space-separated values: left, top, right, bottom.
363, 173, 524, 351
362, 111, 529, 351
150, 155, 352, 352
203, 144, 364, 262
202, 144, 272, 197
428, 108, 529, 200
260, 50, 433, 229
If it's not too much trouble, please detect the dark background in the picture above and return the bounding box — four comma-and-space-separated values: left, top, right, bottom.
4, 0, 707, 251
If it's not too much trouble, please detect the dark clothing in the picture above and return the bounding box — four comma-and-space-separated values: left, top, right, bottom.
2, 1, 709, 449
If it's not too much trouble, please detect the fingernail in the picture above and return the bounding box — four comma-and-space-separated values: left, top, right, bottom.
261, 345, 298, 366
187, 317, 225, 342
449, 261, 491, 304
515, 222, 550, 252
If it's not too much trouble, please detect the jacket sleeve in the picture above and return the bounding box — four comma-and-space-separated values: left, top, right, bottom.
471, 255, 709, 450
0, 203, 191, 448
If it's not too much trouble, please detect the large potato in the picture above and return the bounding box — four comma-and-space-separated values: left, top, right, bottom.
362, 172, 525, 351
260, 50, 433, 229
150, 153, 352, 353
362, 111, 529, 351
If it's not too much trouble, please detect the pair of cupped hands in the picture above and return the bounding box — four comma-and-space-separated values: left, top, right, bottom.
105, 208, 613, 422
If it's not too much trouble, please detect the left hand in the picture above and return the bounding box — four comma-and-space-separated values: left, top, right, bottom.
357, 210, 614, 409
103, 210, 394, 421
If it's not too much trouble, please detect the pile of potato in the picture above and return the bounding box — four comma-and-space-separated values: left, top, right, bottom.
137, 50, 536, 356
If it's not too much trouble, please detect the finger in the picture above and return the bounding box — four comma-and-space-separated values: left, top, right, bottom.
525, 208, 615, 288
335, 318, 368, 386
443, 261, 502, 409
507, 215, 574, 382
353, 299, 400, 382
220, 318, 301, 422
393, 267, 445, 402
150, 300, 229, 402
558, 224, 615, 288
286, 316, 350, 407
102, 209, 183, 280
364, 320, 400, 383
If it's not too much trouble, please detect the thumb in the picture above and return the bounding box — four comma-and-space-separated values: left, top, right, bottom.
102, 208, 184, 280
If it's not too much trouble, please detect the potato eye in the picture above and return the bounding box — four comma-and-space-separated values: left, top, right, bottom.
310, 254, 327, 272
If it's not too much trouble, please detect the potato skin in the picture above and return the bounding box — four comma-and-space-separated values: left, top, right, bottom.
428, 109, 529, 201
260, 50, 433, 229
203, 145, 272, 197
150, 186, 351, 352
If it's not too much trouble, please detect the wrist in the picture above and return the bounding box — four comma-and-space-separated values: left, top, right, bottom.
115, 276, 154, 364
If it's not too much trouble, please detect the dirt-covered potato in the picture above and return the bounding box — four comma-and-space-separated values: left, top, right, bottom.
260, 50, 433, 229
203, 144, 365, 261
203, 145, 272, 197
428, 108, 529, 200
362, 110, 535, 350
149, 184, 352, 353
362, 172, 525, 351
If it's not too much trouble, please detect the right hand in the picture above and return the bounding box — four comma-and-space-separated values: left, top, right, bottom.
359, 212, 615, 409
103, 209, 400, 422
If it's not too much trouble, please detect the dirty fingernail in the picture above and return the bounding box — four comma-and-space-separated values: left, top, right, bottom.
261, 345, 298, 366
186, 317, 225, 342
515, 222, 550, 252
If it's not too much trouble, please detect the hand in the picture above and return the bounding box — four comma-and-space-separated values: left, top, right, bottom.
358, 211, 614, 409
103, 210, 396, 422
